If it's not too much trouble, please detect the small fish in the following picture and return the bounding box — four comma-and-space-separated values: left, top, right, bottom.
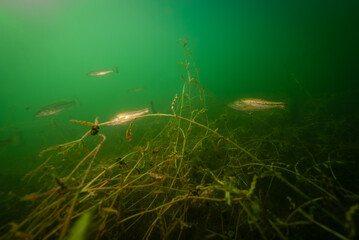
106, 108, 149, 126
87, 67, 118, 77
148, 172, 165, 180
228, 98, 285, 111
0, 132, 22, 147
0, 136, 15, 147
35, 99, 78, 117
127, 86, 146, 93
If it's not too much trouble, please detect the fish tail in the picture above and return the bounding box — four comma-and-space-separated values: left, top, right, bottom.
114, 67, 119, 73
72, 97, 80, 106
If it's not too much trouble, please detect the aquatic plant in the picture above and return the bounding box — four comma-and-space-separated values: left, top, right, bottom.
0, 40, 358, 240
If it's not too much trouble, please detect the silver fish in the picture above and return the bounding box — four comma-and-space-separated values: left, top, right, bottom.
106, 108, 149, 126
35, 99, 78, 117
87, 67, 118, 77
228, 98, 285, 111
127, 86, 146, 93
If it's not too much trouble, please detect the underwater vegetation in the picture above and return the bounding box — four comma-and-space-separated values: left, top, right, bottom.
0, 42, 358, 240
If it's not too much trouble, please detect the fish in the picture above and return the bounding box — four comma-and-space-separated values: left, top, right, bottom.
106, 108, 150, 126
35, 99, 78, 117
87, 67, 118, 77
0, 132, 22, 147
127, 86, 146, 93
228, 98, 286, 111
0, 136, 16, 147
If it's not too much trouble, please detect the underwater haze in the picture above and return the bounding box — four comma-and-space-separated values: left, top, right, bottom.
1, 0, 359, 239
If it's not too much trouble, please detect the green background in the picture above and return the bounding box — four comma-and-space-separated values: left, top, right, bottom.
1, 0, 358, 227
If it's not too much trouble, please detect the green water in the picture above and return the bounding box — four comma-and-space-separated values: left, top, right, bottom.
1, 0, 359, 239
